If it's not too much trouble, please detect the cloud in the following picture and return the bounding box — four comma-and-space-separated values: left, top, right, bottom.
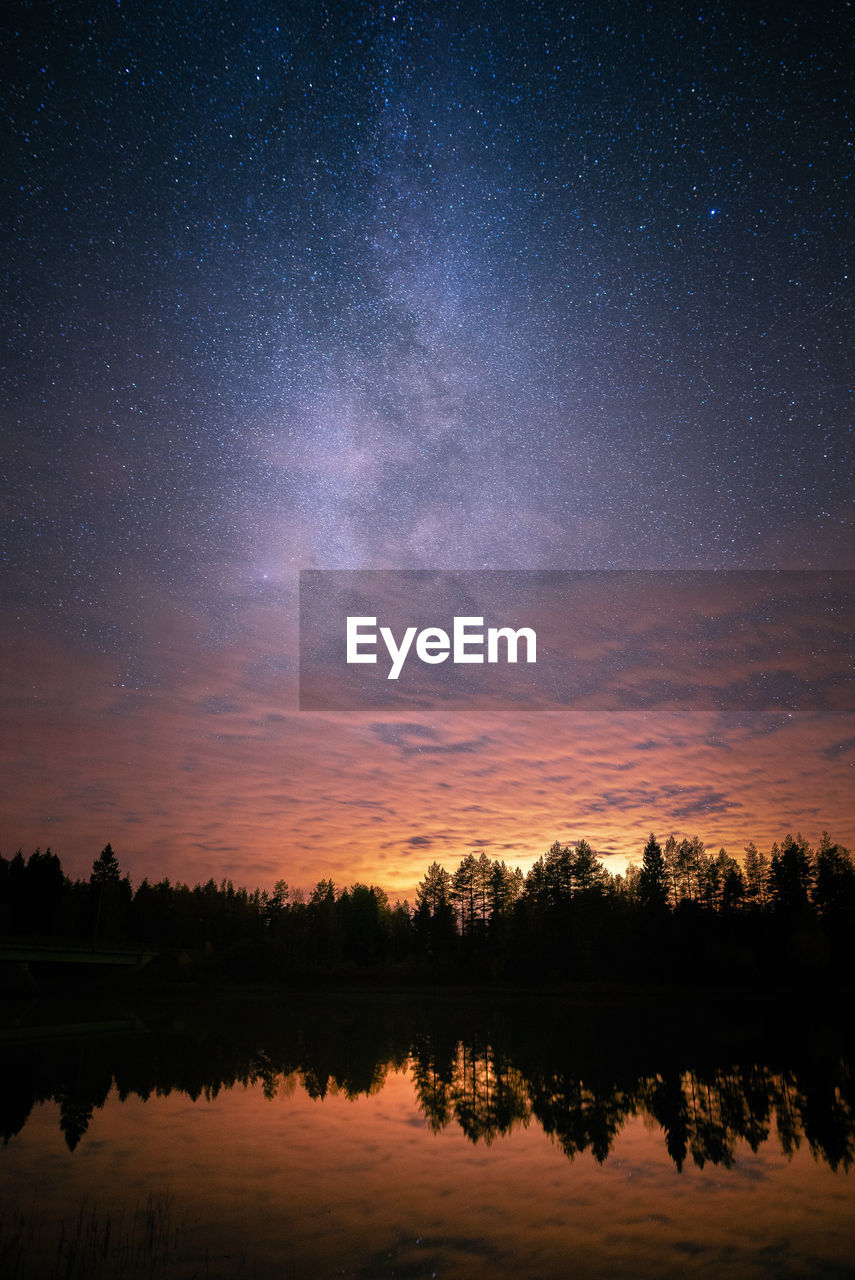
821, 736, 855, 760
3, 600, 854, 899
368, 721, 441, 745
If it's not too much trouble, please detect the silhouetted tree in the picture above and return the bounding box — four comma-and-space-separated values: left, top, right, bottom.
90, 843, 130, 942
451, 854, 481, 936
339, 883, 391, 966
263, 879, 290, 927
306, 878, 341, 968
1, 847, 67, 934
413, 862, 456, 957
813, 833, 855, 920
572, 839, 608, 895
743, 842, 770, 909
388, 899, 413, 961
717, 850, 745, 912
5, 823, 855, 986
615, 862, 641, 901
638, 833, 668, 911
769, 834, 814, 913
487, 860, 523, 925
543, 839, 574, 907
91, 843, 121, 884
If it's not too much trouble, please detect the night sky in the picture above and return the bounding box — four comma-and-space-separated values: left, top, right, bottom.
2, 0, 853, 894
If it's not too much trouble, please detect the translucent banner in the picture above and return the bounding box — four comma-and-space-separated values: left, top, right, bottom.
299, 570, 855, 711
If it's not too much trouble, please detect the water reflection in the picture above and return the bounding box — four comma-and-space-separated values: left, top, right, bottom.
414, 1048, 855, 1173
2, 992, 853, 1173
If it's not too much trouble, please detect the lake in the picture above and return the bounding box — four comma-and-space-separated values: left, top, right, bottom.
1, 988, 853, 1278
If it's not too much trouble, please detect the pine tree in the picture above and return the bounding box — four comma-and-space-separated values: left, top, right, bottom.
639, 833, 668, 911
413, 862, 455, 954
91, 843, 120, 885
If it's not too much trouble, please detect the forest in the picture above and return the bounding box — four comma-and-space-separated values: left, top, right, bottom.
1, 830, 854, 985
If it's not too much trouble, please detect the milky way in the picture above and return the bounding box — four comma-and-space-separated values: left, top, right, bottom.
1, 2, 852, 888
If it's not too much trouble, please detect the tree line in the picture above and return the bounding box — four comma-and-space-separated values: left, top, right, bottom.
1, 830, 853, 984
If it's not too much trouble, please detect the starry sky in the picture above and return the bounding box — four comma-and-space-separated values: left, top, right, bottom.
2, 0, 853, 895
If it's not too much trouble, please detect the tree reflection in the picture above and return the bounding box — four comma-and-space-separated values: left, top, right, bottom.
2, 996, 854, 1172
448, 1040, 529, 1145
409, 1036, 855, 1172
410, 1027, 456, 1132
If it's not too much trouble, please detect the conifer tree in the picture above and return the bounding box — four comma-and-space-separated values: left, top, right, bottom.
639, 832, 668, 911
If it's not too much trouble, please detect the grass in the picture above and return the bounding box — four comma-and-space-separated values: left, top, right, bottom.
0, 1193, 186, 1280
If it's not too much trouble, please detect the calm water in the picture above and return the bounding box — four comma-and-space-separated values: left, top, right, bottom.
1, 989, 853, 1278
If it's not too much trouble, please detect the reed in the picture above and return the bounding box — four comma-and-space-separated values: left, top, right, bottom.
0, 1193, 183, 1279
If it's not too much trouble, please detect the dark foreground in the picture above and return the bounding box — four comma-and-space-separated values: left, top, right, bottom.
1, 987, 853, 1278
